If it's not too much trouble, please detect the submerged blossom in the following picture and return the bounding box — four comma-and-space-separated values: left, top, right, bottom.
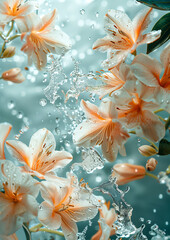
131, 43, 170, 113
38, 174, 98, 240
73, 99, 130, 162
19, 9, 71, 70
0, 0, 35, 24
114, 82, 165, 142
87, 62, 136, 100
92, 201, 117, 240
112, 163, 146, 185
1, 68, 25, 83
0, 122, 12, 160
93, 8, 161, 69
6, 128, 72, 180
0, 160, 39, 235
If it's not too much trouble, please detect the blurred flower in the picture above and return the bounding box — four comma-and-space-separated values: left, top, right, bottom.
0, 122, 12, 160
92, 201, 117, 240
19, 9, 71, 70
87, 63, 136, 100
73, 99, 130, 162
93, 8, 161, 70
2, 46, 16, 58
131, 43, 170, 113
138, 145, 157, 157
112, 163, 146, 185
114, 82, 165, 142
0, 160, 39, 235
38, 174, 98, 240
0, 0, 34, 24
6, 128, 73, 180
146, 158, 158, 171
1, 68, 25, 83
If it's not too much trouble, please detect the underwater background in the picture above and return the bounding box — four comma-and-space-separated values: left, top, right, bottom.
0, 0, 170, 239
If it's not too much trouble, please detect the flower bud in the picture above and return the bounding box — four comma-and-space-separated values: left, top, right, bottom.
1, 68, 25, 84
2, 46, 16, 58
111, 163, 146, 185
138, 145, 157, 157
146, 158, 158, 171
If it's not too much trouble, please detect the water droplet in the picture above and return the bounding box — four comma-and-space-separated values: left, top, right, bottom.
158, 194, 163, 199
39, 98, 47, 107
17, 112, 23, 119
96, 12, 99, 17
8, 100, 15, 109
140, 217, 145, 222
80, 9, 85, 15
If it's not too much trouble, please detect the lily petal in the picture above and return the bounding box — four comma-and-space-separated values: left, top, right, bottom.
139, 110, 165, 142
6, 140, 31, 166
60, 212, 78, 240
133, 8, 152, 40
137, 30, 161, 45
131, 53, 162, 87
39, 201, 62, 229
0, 122, 12, 160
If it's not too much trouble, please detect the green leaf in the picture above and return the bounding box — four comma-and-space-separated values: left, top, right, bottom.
158, 139, 170, 155
147, 13, 170, 54
23, 224, 32, 240
137, 0, 170, 10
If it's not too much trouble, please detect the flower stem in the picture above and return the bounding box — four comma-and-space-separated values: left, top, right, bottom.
29, 223, 43, 232
8, 34, 21, 41
154, 109, 164, 114
30, 228, 64, 237
6, 20, 14, 37
0, 32, 5, 40
0, 21, 20, 57
129, 131, 158, 151
0, 41, 6, 57
158, 116, 166, 122
29, 224, 64, 237
142, 137, 158, 151
145, 172, 158, 180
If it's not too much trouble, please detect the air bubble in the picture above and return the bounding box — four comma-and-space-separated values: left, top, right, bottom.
8, 100, 15, 109
80, 9, 85, 15
39, 98, 47, 107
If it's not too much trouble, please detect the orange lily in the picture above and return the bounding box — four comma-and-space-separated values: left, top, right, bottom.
73, 99, 130, 162
93, 8, 161, 70
131, 43, 170, 113
38, 174, 98, 240
0, 0, 34, 24
114, 82, 165, 142
0, 122, 12, 160
87, 63, 136, 100
19, 9, 71, 69
92, 201, 117, 240
0, 160, 39, 235
6, 128, 72, 180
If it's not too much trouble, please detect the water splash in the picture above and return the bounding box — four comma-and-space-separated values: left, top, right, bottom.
93, 178, 136, 238
44, 55, 67, 104
129, 224, 147, 240
72, 147, 104, 173
44, 54, 95, 104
